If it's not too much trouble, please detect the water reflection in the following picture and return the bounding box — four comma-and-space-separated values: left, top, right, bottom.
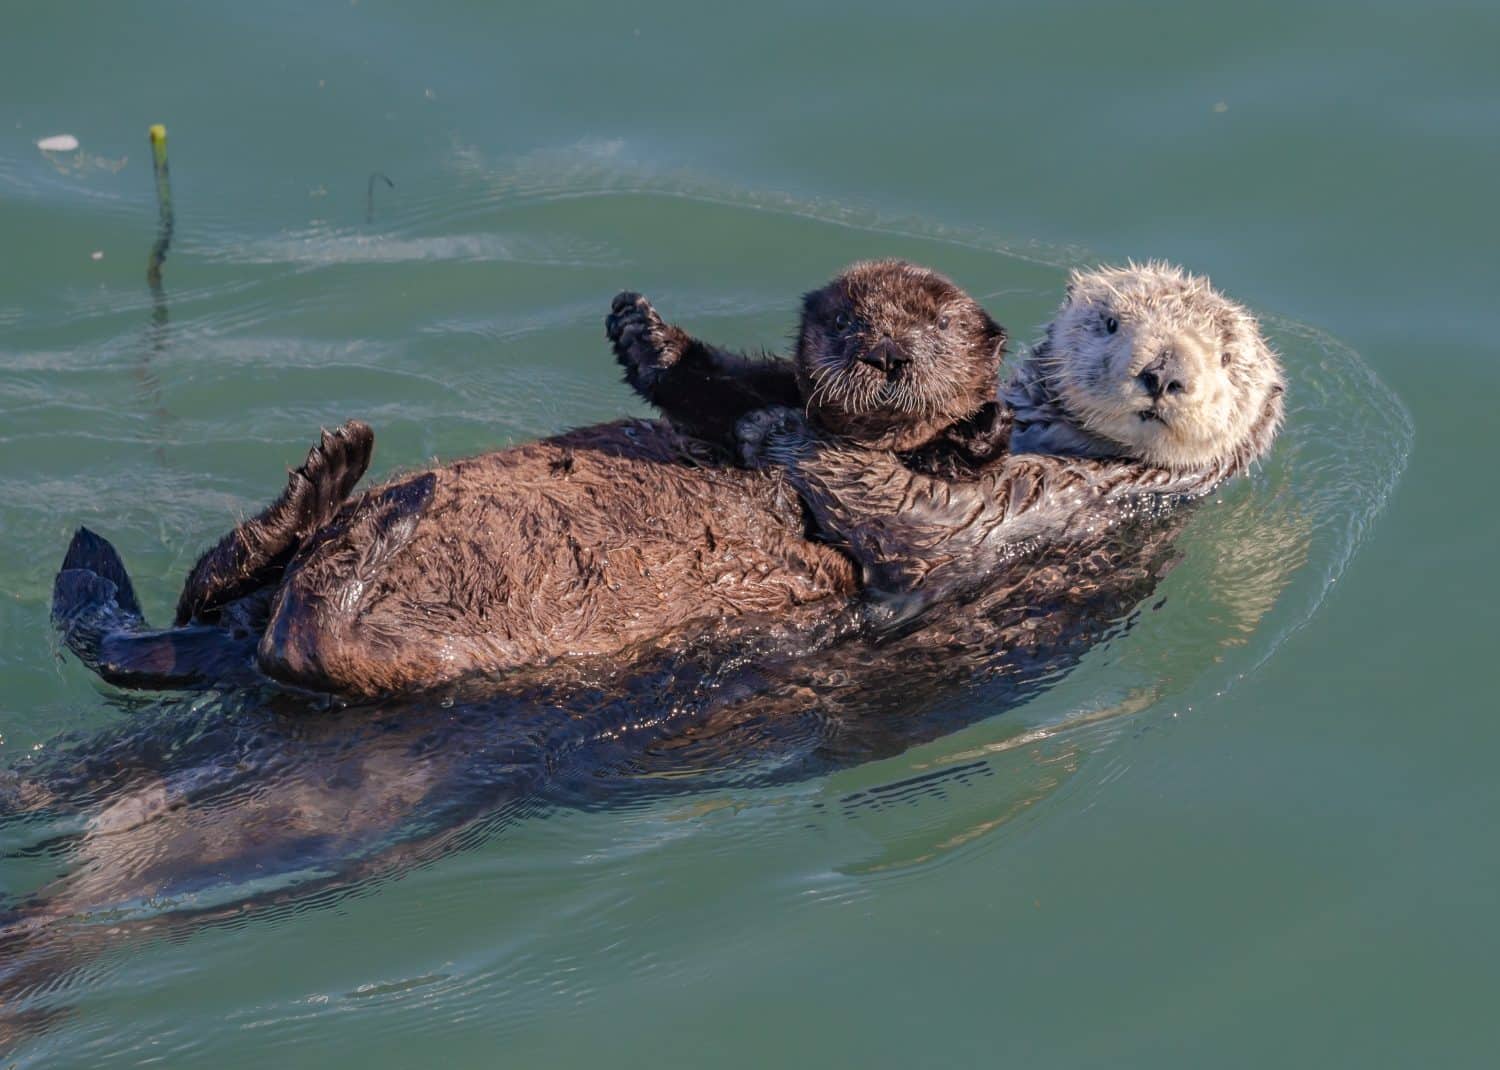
134, 125, 175, 463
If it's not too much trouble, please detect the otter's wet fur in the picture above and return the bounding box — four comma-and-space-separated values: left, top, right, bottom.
52, 262, 1006, 697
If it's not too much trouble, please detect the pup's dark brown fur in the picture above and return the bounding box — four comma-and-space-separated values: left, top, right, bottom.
54, 262, 1006, 697
609, 259, 1006, 453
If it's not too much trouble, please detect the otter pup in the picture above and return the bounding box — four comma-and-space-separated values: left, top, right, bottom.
726, 261, 1286, 596
607, 258, 1006, 455
53, 262, 1007, 697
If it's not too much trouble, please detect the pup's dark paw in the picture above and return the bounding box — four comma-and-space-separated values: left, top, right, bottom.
606, 292, 688, 389
735, 406, 810, 468
287, 419, 374, 535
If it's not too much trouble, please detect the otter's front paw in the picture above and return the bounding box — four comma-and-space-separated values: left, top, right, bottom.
735, 406, 811, 468
606, 292, 689, 390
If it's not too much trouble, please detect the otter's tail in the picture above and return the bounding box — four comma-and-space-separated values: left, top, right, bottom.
52, 528, 257, 690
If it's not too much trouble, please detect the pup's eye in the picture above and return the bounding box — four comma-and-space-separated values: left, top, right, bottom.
1221, 351, 1233, 367
936, 314, 951, 331
1104, 316, 1119, 335
833, 311, 851, 331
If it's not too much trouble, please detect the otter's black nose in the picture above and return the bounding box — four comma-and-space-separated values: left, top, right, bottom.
1138, 352, 1190, 398
859, 339, 910, 374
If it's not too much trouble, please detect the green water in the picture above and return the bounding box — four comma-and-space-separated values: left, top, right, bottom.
1, 1, 1495, 1066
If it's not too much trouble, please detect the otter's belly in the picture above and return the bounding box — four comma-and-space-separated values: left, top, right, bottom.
259, 421, 858, 695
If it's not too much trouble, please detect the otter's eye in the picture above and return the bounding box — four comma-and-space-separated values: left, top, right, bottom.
1221, 351, 1233, 367
937, 314, 951, 331
1104, 316, 1119, 335
833, 311, 851, 331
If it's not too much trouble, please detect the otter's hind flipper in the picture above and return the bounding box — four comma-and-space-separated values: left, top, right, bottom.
53, 527, 147, 668
94, 626, 259, 689
175, 420, 374, 625
53, 528, 259, 690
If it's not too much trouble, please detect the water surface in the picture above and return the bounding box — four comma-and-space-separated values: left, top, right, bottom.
1, 2, 1494, 1066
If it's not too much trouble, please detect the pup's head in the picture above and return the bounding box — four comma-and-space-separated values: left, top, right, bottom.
796, 260, 1007, 450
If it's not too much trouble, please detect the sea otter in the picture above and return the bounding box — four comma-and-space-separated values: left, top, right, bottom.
725, 261, 1286, 598
52, 261, 1007, 697
8, 265, 1288, 1028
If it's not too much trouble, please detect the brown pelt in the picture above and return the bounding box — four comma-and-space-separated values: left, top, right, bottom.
256, 421, 861, 695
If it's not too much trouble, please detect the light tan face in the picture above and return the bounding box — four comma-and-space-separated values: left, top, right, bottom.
1044, 262, 1285, 471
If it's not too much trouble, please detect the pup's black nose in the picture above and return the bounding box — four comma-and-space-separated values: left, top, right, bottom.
1138, 351, 1190, 398
859, 339, 911, 374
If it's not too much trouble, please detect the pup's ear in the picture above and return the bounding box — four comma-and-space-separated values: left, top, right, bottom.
794, 285, 831, 361
797, 281, 836, 336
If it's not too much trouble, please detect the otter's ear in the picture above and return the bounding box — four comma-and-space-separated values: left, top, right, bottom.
979, 309, 1008, 363
799, 287, 830, 331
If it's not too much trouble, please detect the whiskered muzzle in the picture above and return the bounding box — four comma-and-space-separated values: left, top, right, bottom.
1136, 356, 1192, 400
857, 338, 912, 376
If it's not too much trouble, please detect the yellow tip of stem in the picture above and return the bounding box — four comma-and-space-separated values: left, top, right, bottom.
149, 124, 169, 170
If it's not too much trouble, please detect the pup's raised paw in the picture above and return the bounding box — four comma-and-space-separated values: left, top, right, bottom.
606, 292, 688, 390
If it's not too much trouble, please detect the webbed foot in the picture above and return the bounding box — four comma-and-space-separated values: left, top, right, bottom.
174, 419, 374, 625
282, 420, 376, 539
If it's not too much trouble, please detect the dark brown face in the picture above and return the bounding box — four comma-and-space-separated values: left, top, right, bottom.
795, 260, 1007, 450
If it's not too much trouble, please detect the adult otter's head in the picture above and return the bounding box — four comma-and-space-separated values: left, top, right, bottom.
795, 260, 1007, 451
1037, 261, 1285, 473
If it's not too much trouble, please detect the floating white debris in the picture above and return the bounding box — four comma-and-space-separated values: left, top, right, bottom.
37, 134, 80, 152
90, 250, 104, 261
